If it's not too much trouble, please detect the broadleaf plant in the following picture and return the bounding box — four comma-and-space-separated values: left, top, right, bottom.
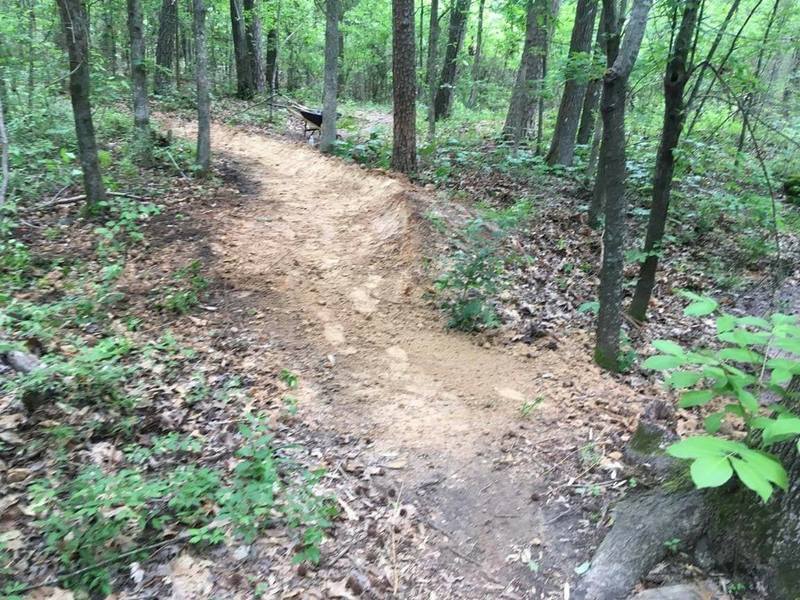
645, 297, 800, 502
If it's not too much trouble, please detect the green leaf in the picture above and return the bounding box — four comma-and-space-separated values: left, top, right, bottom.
667, 370, 702, 389
716, 314, 736, 333
642, 355, 685, 371
738, 448, 788, 490
762, 417, 800, 446
574, 561, 591, 575
704, 411, 725, 434
735, 388, 759, 414
719, 348, 762, 364
730, 457, 773, 503
690, 455, 733, 488
770, 369, 793, 386
652, 340, 684, 356
736, 316, 771, 329
682, 293, 718, 317
666, 436, 737, 459
679, 389, 714, 408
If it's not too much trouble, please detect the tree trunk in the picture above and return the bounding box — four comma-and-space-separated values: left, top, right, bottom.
466, 0, 486, 108
502, 0, 550, 141
628, 0, 699, 322
231, 0, 253, 98
320, 0, 340, 152
265, 26, 278, 93
101, 2, 117, 75
155, 0, 178, 94
127, 0, 152, 166
391, 0, 417, 173
26, 0, 36, 113
426, 0, 440, 140
244, 0, 265, 93
56, 0, 107, 210
194, 0, 211, 174
577, 5, 607, 148
0, 95, 8, 207
433, 0, 471, 120
594, 0, 652, 371
545, 0, 598, 166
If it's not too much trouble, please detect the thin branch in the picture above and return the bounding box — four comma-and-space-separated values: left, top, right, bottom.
0, 95, 8, 206
13, 533, 189, 594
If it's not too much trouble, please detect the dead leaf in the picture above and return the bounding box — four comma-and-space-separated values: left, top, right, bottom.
25, 588, 74, 600
168, 552, 213, 600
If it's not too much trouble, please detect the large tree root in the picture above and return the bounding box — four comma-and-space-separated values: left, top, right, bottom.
575, 489, 708, 600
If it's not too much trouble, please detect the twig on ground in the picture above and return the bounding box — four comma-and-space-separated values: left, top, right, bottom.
13, 533, 189, 594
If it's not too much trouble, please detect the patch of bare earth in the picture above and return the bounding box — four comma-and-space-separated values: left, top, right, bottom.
160, 117, 651, 598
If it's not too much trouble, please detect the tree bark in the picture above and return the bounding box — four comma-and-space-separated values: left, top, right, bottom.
231, 0, 253, 98
577, 6, 606, 147
244, 0, 265, 93
466, 0, 486, 108
265, 26, 278, 93
502, 0, 550, 141
194, 0, 211, 174
0, 95, 8, 206
426, 0, 440, 140
594, 0, 652, 371
391, 0, 417, 173
56, 0, 107, 210
545, 0, 598, 166
433, 0, 471, 120
155, 0, 178, 94
127, 0, 152, 166
628, 0, 700, 322
320, 0, 341, 152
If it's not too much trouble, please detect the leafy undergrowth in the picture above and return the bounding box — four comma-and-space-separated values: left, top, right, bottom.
0, 110, 426, 599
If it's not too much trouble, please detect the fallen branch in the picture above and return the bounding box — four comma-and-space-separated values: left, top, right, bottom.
12, 533, 189, 594
35, 190, 152, 210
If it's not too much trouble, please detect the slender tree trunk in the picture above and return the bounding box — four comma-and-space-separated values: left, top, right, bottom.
419, 0, 425, 69
155, 0, 178, 94
0, 95, 8, 206
683, 0, 739, 116
392, 0, 417, 173
127, 0, 152, 166
628, 0, 700, 322
433, 0, 471, 120
175, 5, 181, 87
546, 0, 598, 166
56, 0, 107, 209
101, 2, 117, 75
426, 0, 440, 140
244, 0, 265, 93
735, 0, 780, 157
320, 0, 341, 152
194, 0, 211, 174
466, 0, 486, 108
265, 26, 278, 93
577, 8, 606, 147
503, 0, 550, 141
26, 0, 36, 113
594, 0, 653, 371
685, 0, 764, 136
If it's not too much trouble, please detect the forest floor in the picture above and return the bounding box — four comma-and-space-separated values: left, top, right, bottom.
8, 110, 794, 599
150, 117, 684, 598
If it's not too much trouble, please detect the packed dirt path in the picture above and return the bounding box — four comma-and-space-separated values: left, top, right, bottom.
167, 118, 645, 598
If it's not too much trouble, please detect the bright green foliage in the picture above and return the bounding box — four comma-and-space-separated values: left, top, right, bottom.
645, 297, 800, 502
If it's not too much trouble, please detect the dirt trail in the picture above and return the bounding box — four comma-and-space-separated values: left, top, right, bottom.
168, 118, 644, 597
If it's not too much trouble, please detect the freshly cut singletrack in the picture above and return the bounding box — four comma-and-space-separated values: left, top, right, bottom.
167, 118, 643, 598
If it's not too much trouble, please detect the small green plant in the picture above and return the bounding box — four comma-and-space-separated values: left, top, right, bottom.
644, 293, 800, 502
663, 537, 681, 553
279, 368, 299, 389
283, 394, 299, 415
158, 260, 208, 314
520, 397, 543, 418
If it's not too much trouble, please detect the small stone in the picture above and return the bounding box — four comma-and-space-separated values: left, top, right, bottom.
6, 468, 30, 483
